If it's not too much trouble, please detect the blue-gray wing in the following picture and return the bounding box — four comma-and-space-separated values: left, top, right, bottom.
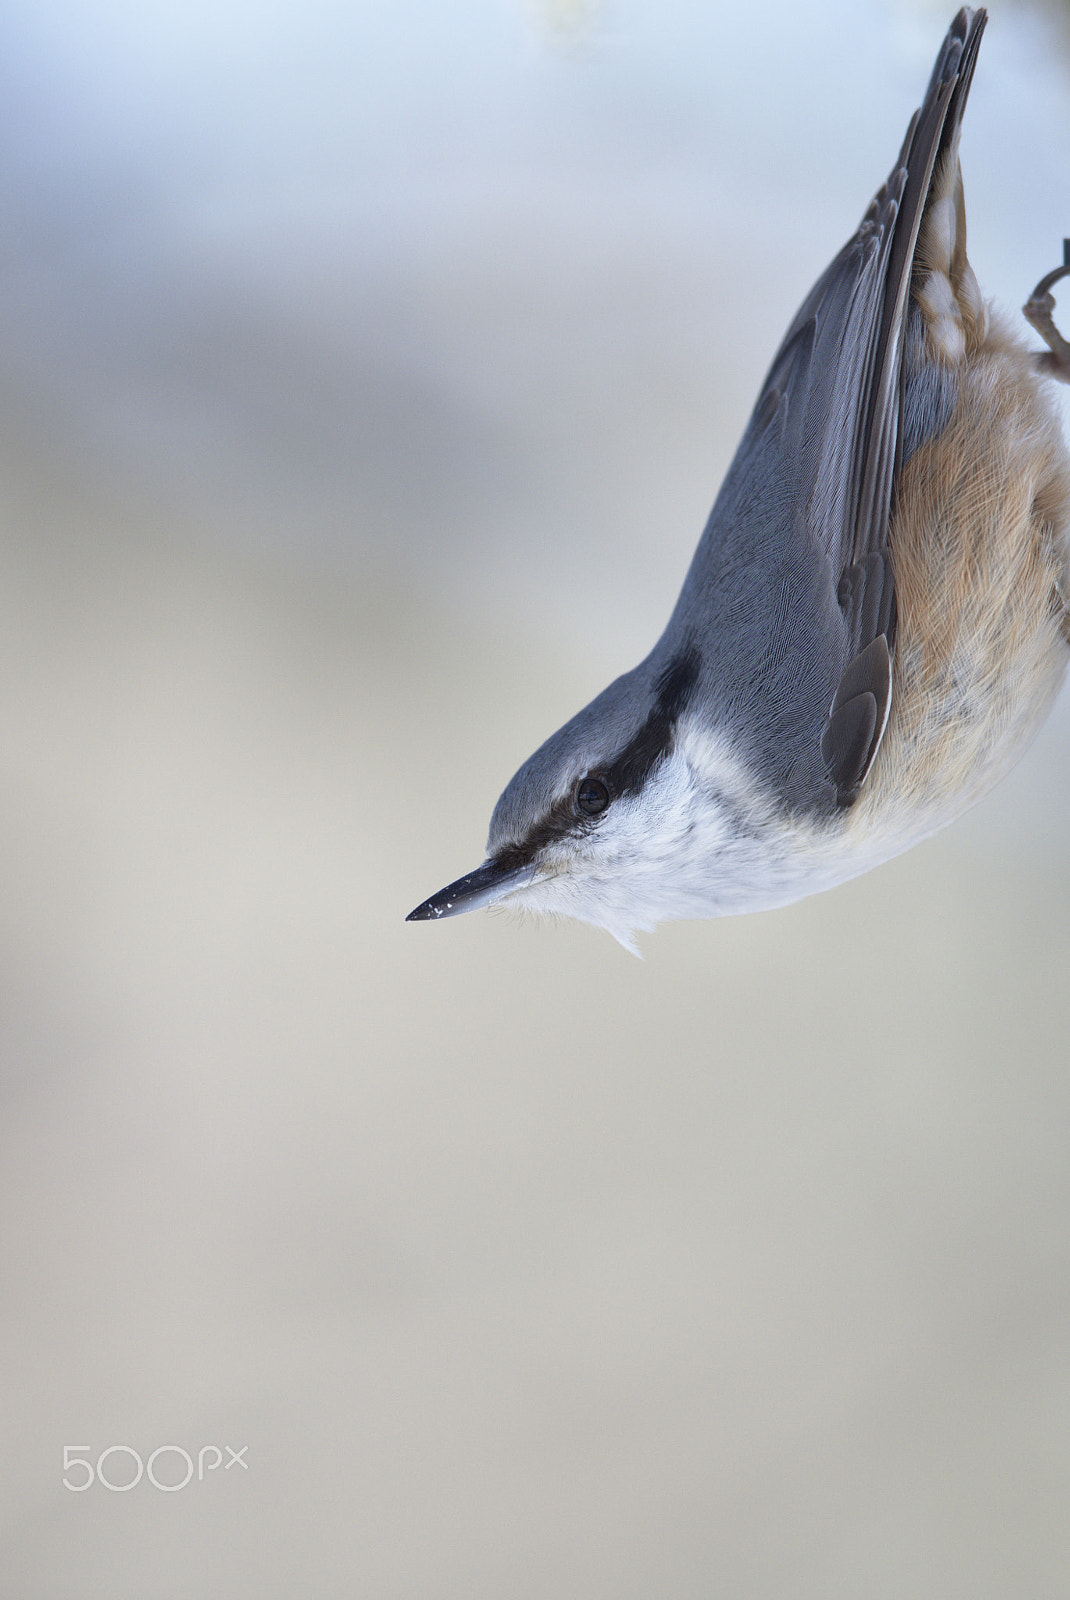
668, 7, 985, 812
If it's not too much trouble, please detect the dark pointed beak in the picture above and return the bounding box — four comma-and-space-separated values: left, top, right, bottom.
406, 858, 537, 922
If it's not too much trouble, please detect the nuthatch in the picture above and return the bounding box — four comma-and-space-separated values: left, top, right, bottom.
408, 7, 1070, 952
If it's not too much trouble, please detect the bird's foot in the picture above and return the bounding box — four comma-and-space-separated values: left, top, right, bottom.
1024, 240, 1070, 384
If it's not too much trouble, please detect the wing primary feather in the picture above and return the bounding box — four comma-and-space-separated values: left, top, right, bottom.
823, 8, 986, 805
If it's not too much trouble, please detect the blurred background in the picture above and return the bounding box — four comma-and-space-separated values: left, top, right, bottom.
2, 1, 1069, 1595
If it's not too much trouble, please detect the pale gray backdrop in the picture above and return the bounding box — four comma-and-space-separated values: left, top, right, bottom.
2, 1, 1070, 1595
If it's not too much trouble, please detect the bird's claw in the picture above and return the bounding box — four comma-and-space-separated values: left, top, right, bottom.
1024, 239, 1070, 384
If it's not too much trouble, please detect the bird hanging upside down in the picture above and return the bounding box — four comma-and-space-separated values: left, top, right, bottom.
409, 7, 1070, 952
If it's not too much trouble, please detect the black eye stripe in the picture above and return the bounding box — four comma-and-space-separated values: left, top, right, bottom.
598, 644, 701, 801
491, 642, 702, 873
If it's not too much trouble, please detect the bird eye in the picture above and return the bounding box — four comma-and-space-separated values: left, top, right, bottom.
575, 776, 610, 817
